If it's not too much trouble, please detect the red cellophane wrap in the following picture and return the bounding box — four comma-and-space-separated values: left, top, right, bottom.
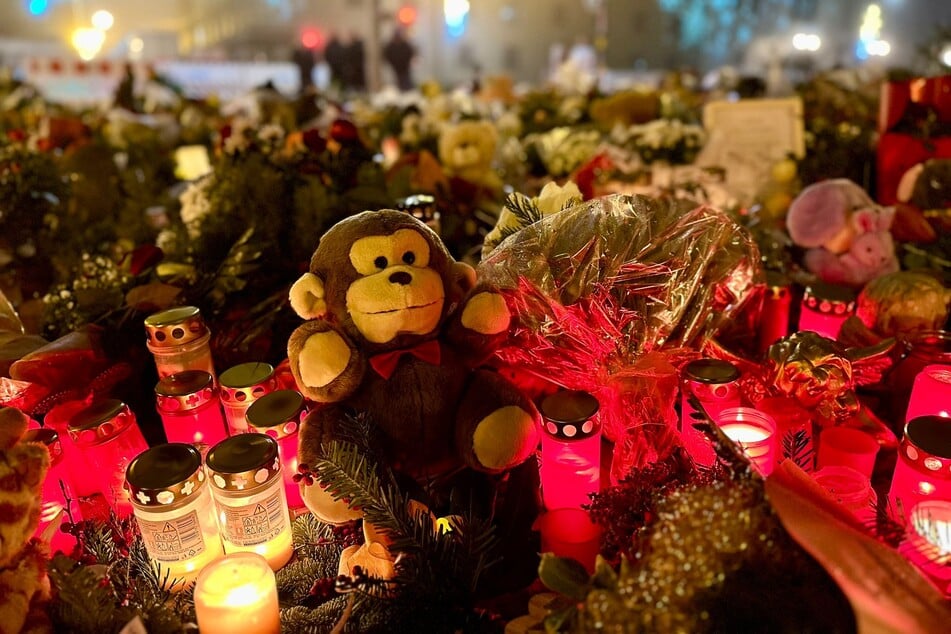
479, 194, 764, 471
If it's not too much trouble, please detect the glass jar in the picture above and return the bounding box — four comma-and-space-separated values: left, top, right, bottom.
246, 390, 306, 511
538, 390, 601, 511
679, 359, 742, 468
905, 500, 951, 597
206, 434, 294, 570
397, 194, 440, 234
67, 399, 149, 516
905, 364, 951, 423
888, 415, 951, 521
144, 306, 216, 383
716, 407, 777, 477
812, 465, 877, 525
219, 362, 277, 436
126, 443, 224, 590
758, 396, 815, 472
797, 283, 856, 340
889, 331, 951, 425
194, 552, 281, 634
156, 370, 228, 456
23, 428, 81, 555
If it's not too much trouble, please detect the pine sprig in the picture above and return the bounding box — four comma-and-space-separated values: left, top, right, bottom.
781, 428, 815, 471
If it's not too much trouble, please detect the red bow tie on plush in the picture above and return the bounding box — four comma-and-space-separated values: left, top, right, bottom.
369, 340, 442, 379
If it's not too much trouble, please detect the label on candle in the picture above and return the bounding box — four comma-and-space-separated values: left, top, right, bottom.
138, 510, 207, 562
220, 490, 287, 547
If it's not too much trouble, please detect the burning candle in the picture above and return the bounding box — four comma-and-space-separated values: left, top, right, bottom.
144, 306, 216, 383
679, 359, 742, 467
906, 364, 951, 423
538, 390, 601, 511
797, 283, 856, 340
155, 370, 228, 456
717, 407, 777, 476
888, 416, 951, 521
67, 399, 149, 516
245, 390, 306, 511
23, 428, 81, 555
206, 434, 294, 570
219, 362, 277, 435
125, 443, 224, 590
905, 500, 951, 596
194, 552, 280, 634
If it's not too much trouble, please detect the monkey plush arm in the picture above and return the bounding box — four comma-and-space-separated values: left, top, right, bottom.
297, 406, 364, 525
288, 319, 365, 403
445, 284, 512, 365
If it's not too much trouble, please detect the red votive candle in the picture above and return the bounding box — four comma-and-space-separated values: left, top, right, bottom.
717, 407, 777, 476
23, 428, 81, 555
888, 416, 951, 521
538, 390, 601, 511
219, 362, 277, 435
757, 273, 793, 354
156, 370, 228, 456
906, 364, 951, 423
679, 359, 742, 468
534, 508, 601, 573
817, 426, 880, 480
246, 390, 307, 512
67, 399, 149, 516
812, 465, 876, 524
797, 283, 856, 340
758, 397, 815, 471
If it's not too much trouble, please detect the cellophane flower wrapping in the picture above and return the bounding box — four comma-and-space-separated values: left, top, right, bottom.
479, 194, 764, 474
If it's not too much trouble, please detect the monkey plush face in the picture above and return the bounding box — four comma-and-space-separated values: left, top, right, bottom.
346, 227, 445, 343
290, 210, 473, 353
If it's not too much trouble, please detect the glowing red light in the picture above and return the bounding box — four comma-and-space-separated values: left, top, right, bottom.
301, 28, 321, 50
396, 5, 417, 25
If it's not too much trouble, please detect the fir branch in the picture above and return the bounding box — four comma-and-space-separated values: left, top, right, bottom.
502, 191, 542, 227
781, 428, 815, 471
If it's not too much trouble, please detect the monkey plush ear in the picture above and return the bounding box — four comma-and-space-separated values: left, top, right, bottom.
290, 272, 327, 319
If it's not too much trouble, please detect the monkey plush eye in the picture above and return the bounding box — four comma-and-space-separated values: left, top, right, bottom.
374, 256, 388, 269
402, 251, 415, 265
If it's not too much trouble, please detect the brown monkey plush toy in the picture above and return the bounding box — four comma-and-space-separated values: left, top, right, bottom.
287, 209, 541, 582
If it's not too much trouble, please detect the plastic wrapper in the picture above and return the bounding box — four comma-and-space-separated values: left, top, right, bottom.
479, 194, 764, 466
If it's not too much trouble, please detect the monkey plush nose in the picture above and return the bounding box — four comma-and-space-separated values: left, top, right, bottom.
388, 271, 412, 285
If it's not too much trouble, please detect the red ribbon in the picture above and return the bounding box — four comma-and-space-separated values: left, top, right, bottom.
369, 340, 442, 379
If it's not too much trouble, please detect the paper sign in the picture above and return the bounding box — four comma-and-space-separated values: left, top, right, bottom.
698, 97, 805, 204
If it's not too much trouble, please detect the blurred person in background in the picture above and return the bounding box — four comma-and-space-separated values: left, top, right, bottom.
383, 26, 416, 91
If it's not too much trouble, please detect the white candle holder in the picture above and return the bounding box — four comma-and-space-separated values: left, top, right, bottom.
194, 552, 280, 634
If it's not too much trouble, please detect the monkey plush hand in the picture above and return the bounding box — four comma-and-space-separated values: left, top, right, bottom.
287, 210, 540, 558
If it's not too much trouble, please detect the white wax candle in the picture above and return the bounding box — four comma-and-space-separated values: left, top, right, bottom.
194, 553, 280, 634
720, 423, 770, 443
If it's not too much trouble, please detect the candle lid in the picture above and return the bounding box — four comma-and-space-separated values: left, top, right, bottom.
684, 359, 740, 384
246, 390, 304, 440
219, 362, 276, 404
539, 390, 600, 440
903, 416, 951, 473
144, 306, 208, 348
397, 194, 438, 220
68, 399, 134, 444
23, 427, 65, 466
155, 370, 216, 412
206, 433, 281, 491
803, 283, 856, 315
126, 443, 205, 507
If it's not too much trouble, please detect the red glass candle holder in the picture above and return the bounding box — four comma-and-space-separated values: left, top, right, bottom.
246, 390, 307, 511
716, 407, 777, 476
758, 397, 815, 471
757, 273, 792, 354
906, 364, 951, 423
812, 465, 876, 524
23, 428, 81, 555
680, 359, 742, 468
797, 283, 856, 340
156, 370, 228, 456
538, 390, 601, 511
888, 330, 951, 424
903, 500, 951, 597
67, 399, 149, 516
817, 426, 880, 480
219, 362, 277, 435
888, 416, 951, 521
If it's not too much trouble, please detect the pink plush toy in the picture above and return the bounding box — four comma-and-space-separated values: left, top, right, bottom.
787, 179, 900, 287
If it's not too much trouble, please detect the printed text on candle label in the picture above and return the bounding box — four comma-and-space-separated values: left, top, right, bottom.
138, 511, 206, 562
222, 491, 287, 546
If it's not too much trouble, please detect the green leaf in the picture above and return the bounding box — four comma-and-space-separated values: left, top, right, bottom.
538, 553, 590, 602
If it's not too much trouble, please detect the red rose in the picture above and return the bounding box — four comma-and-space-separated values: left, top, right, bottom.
329, 119, 359, 144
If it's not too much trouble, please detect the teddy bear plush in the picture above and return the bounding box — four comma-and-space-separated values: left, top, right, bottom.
0, 407, 52, 634
437, 120, 502, 192
786, 179, 899, 287
287, 209, 540, 580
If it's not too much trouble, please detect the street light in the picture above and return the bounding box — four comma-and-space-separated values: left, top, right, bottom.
91, 9, 114, 31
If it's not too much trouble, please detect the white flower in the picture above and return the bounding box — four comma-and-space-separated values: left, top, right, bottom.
257, 123, 285, 145
179, 176, 214, 238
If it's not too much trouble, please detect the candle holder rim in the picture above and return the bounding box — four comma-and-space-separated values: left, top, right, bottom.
155, 370, 214, 396
194, 551, 273, 597
900, 329, 951, 358
905, 416, 951, 460
539, 390, 599, 424
716, 406, 777, 431
68, 399, 126, 432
